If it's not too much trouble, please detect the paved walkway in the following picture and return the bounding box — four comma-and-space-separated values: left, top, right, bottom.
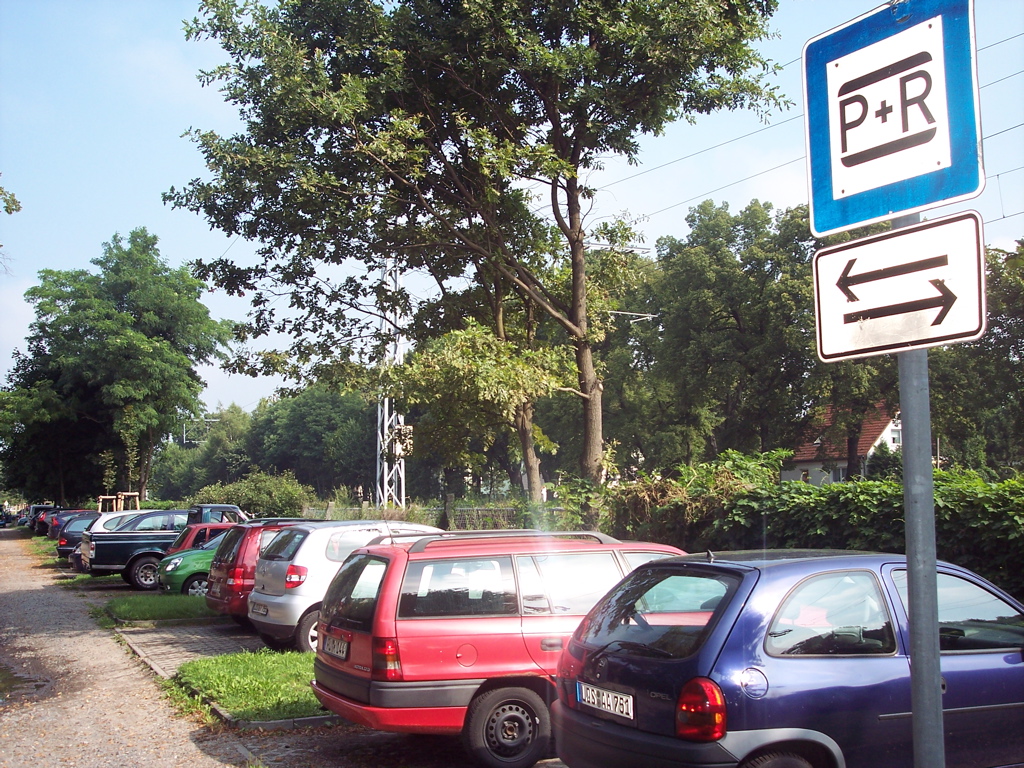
118, 621, 267, 678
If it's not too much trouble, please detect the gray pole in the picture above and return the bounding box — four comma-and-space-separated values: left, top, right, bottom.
894, 212, 945, 768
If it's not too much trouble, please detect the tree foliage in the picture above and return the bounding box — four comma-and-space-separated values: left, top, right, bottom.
168, 0, 784, 485
0, 228, 230, 502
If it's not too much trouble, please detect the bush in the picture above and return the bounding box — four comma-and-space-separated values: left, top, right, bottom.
602, 454, 1024, 599
189, 470, 314, 518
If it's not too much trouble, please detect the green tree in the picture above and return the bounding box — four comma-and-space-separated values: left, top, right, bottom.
150, 404, 254, 499
167, 0, 784, 486
0, 228, 231, 501
246, 386, 377, 498
385, 321, 569, 502
1, 173, 20, 270
929, 239, 1024, 474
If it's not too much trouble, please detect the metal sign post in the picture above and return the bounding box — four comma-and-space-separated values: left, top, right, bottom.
803, 3, 988, 766
893, 213, 945, 768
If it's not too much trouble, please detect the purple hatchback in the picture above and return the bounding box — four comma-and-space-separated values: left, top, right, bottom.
552, 550, 1024, 768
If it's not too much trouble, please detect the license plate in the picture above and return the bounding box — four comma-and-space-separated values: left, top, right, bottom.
322, 634, 349, 660
251, 602, 268, 616
209, 582, 220, 596
578, 681, 634, 719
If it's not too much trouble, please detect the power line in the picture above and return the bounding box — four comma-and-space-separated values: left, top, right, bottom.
638, 157, 805, 221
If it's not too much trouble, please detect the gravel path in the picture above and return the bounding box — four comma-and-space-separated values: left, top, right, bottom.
0, 527, 568, 768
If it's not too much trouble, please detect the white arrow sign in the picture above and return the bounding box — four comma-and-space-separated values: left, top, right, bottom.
813, 210, 985, 361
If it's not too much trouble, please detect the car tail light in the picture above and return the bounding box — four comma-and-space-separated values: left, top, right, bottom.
285, 564, 308, 588
372, 637, 403, 681
226, 566, 245, 586
59, 537, 68, 546
676, 677, 726, 742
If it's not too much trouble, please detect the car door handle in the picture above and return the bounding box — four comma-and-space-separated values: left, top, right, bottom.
940, 676, 947, 694
541, 638, 564, 652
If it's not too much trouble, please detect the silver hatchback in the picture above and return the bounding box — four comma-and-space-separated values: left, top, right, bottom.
248, 520, 442, 652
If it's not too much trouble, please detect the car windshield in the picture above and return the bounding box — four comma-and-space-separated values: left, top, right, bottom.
575, 566, 740, 659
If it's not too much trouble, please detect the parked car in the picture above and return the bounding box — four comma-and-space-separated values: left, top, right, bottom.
33, 506, 63, 535
206, 519, 302, 623
89, 510, 149, 533
80, 511, 191, 589
551, 550, 1024, 768
186, 504, 249, 525
165, 522, 235, 555
311, 530, 684, 768
112, 510, 189, 532
248, 520, 443, 653
157, 533, 227, 596
47, 510, 92, 539
55, 513, 101, 559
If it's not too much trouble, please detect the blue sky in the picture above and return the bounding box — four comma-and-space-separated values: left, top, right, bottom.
1, 0, 1022, 411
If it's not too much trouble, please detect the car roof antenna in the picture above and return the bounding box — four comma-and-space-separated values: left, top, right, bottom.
706, 549, 715, 563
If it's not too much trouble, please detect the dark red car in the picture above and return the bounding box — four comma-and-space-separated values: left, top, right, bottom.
205, 519, 301, 622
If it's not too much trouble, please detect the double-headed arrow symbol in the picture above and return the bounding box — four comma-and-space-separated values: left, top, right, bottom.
839, 255, 956, 326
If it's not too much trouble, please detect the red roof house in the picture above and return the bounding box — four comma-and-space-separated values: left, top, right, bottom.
782, 402, 901, 485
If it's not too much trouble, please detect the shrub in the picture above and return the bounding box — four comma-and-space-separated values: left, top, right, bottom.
602, 454, 1024, 599
188, 470, 314, 518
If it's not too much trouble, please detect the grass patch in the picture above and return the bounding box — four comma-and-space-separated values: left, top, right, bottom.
106, 593, 220, 622
158, 676, 218, 726
60, 573, 122, 588
173, 649, 324, 722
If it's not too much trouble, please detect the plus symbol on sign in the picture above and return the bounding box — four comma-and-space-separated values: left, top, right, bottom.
875, 100, 893, 123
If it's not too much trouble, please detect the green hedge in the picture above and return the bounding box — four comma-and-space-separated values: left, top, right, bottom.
604, 455, 1024, 600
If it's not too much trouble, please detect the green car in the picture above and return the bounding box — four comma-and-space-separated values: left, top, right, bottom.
157, 532, 225, 596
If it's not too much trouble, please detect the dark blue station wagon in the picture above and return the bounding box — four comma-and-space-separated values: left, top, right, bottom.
552, 551, 1024, 768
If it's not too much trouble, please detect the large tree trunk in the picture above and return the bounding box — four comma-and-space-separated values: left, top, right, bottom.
514, 402, 544, 504
576, 340, 604, 487
845, 425, 863, 480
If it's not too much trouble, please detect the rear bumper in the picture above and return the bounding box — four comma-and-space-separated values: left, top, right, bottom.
206, 588, 250, 617
310, 679, 467, 734
551, 700, 740, 768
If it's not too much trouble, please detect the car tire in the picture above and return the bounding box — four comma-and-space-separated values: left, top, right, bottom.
182, 574, 209, 597
462, 686, 550, 768
231, 614, 252, 627
120, 570, 134, 583
295, 610, 320, 653
742, 753, 815, 768
258, 632, 293, 651
129, 556, 161, 590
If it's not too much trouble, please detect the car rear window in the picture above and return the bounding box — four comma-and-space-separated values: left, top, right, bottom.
66, 516, 95, 532
575, 566, 740, 659
322, 554, 389, 631
170, 528, 191, 550
399, 556, 518, 617
216, 527, 247, 561
261, 529, 308, 561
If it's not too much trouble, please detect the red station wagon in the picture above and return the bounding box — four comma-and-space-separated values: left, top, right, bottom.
205, 519, 301, 621
311, 530, 684, 768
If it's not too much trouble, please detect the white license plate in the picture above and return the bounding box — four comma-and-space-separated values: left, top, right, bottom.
322, 634, 349, 660
577, 681, 634, 719
209, 582, 220, 596
251, 602, 269, 616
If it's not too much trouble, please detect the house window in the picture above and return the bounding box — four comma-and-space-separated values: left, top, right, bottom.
831, 466, 848, 482
891, 429, 902, 446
